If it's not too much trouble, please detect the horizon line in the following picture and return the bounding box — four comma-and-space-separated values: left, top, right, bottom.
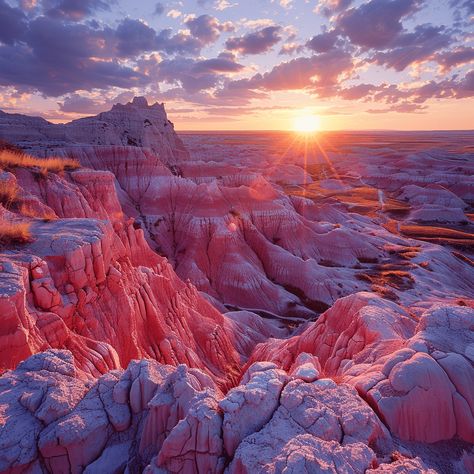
176, 128, 474, 133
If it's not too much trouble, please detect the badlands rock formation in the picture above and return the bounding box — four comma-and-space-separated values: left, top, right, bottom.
0, 97, 189, 165
0, 99, 473, 473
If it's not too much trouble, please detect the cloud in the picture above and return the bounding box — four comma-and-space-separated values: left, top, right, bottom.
371, 24, 452, 71
306, 30, 339, 53
367, 102, 428, 113
41, 0, 112, 21
435, 47, 474, 73
449, 0, 474, 15
151, 53, 244, 94
0, 0, 471, 118
279, 42, 304, 55
339, 72, 474, 110
0, 1, 27, 45
153, 3, 164, 15
455, 69, 474, 99
155, 29, 203, 55
0, 16, 146, 96
116, 19, 156, 56
226, 26, 282, 55
19, 0, 38, 10
167, 9, 182, 18
240, 18, 275, 29
58, 91, 134, 114
315, 0, 353, 16
0, 44, 145, 96
197, 0, 237, 9
215, 0, 237, 10
192, 53, 244, 73
185, 14, 233, 46
224, 49, 353, 93
213, 84, 268, 105
337, 0, 422, 49
339, 83, 378, 100
58, 93, 103, 114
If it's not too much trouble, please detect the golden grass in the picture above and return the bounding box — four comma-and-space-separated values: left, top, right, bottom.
20, 203, 57, 221
0, 221, 33, 245
0, 181, 19, 208
0, 150, 80, 173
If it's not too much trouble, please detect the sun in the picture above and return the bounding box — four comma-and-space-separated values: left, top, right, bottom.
292, 114, 321, 133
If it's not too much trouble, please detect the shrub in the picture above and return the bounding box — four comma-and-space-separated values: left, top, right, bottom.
0, 221, 33, 245
0, 150, 80, 173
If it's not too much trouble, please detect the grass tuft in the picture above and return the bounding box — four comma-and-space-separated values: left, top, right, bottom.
0, 150, 80, 174
0, 221, 33, 245
0, 139, 23, 154
0, 181, 19, 208
20, 203, 57, 222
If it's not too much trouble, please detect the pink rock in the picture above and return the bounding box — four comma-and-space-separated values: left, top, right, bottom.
248, 295, 474, 445
289, 352, 321, 382
220, 363, 288, 457
154, 392, 225, 473
0, 164, 241, 388
368, 456, 437, 473
140, 364, 217, 459
227, 379, 390, 473
0, 350, 87, 473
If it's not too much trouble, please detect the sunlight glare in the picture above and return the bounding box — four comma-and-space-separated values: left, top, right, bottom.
293, 114, 321, 133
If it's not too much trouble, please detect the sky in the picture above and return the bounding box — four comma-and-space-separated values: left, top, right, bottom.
0, 0, 473, 130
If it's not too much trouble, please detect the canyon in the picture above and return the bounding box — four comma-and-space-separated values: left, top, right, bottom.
0, 98, 473, 473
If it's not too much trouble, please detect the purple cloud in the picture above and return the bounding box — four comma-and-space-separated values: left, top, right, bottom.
306, 30, 339, 53
339, 83, 378, 100
279, 42, 304, 55
339, 73, 474, 111
372, 24, 452, 70
449, 0, 474, 15
186, 14, 232, 45
0, 1, 27, 45
153, 53, 244, 94
0, 43, 145, 96
155, 29, 203, 55
435, 47, 474, 72
367, 102, 428, 113
153, 2, 165, 15
225, 49, 353, 92
58, 91, 134, 114
317, 0, 354, 17
42, 0, 112, 21
0, 16, 145, 96
115, 19, 156, 56
337, 0, 422, 49
116, 19, 156, 56
58, 94, 103, 114
226, 26, 282, 55
193, 53, 244, 73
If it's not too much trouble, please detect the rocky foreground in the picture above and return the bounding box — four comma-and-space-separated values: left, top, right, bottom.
0, 98, 473, 473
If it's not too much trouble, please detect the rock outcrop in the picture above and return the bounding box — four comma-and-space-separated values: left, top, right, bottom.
0, 164, 241, 390
1, 350, 452, 474
0, 97, 189, 165
248, 293, 474, 445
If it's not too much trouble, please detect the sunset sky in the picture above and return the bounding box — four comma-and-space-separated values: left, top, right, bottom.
0, 0, 473, 130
